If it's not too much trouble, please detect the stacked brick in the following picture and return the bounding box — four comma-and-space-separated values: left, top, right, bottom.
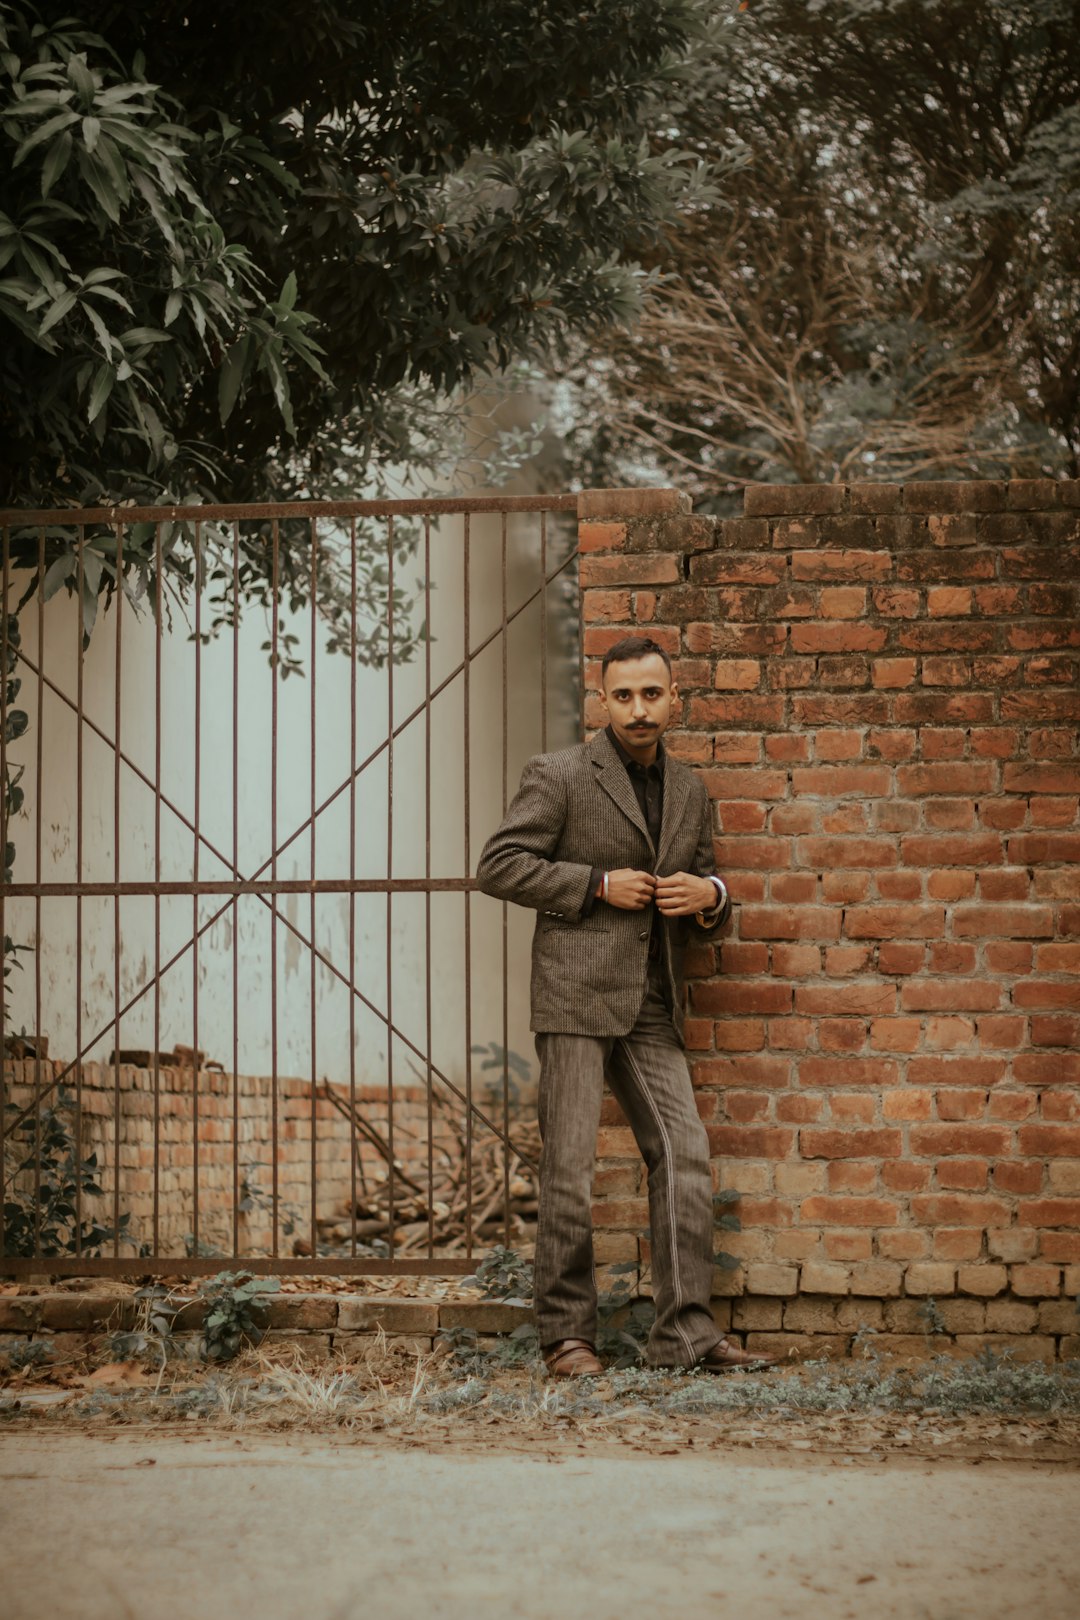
580, 481, 1080, 1358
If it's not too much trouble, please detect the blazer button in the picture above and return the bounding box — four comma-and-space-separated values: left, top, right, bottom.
638, 930, 649, 941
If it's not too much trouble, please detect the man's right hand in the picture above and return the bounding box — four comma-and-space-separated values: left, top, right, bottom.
603, 868, 657, 910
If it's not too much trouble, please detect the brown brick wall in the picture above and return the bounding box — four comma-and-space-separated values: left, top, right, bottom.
580, 481, 1080, 1342
3, 1059, 454, 1259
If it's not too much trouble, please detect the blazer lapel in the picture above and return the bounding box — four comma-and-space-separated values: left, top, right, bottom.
656, 757, 690, 870
589, 729, 653, 852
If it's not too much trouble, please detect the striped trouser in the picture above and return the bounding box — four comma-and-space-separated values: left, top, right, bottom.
532, 966, 722, 1369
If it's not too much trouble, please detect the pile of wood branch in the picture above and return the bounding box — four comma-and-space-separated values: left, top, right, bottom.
310, 1083, 539, 1255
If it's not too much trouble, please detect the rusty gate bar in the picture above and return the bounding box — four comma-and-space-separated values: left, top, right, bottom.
1, 492, 583, 1279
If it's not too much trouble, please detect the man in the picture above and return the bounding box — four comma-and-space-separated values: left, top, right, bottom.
476, 634, 778, 1377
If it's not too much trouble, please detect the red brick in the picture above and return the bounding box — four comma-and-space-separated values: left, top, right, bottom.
978, 1015, 1026, 1048
979, 869, 1030, 901
910, 1125, 1012, 1156
880, 1166, 932, 1192
819, 586, 867, 617
929, 942, 978, 973
936, 1160, 989, 1190
1004, 762, 1080, 795
910, 1196, 1011, 1226
692, 980, 792, 1015
801, 1128, 902, 1158
992, 1161, 1045, 1195
582, 588, 632, 621
1024, 1199, 1080, 1226
824, 944, 873, 974
692, 1055, 791, 1090
985, 941, 1033, 972
791, 622, 887, 654
713, 659, 761, 690
689, 695, 785, 728
921, 656, 970, 686
795, 836, 896, 869
872, 1018, 922, 1053
829, 1095, 880, 1121
907, 1056, 1008, 1086
928, 871, 977, 901
706, 1125, 795, 1157
900, 978, 1003, 1004
745, 485, 848, 516
872, 585, 921, 617
1018, 1124, 1080, 1156
878, 942, 926, 974
714, 801, 769, 831
739, 906, 841, 941
1031, 1014, 1080, 1046
713, 731, 763, 763
936, 1090, 988, 1120
797, 1057, 900, 1087
990, 1095, 1036, 1121
823, 873, 872, 903
770, 803, 816, 834
818, 1018, 867, 1051
724, 1090, 771, 1119
871, 657, 917, 688
715, 836, 792, 871
700, 768, 788, 799
771, 874, 819, 904
765, 734, 812, 763
791, 549, 892, 581
814, 728, 864, 761
768, 1016, 816, 1052
951, 904, 1054, 938
579, 553, 680, 587
577, 520, 627, 552
844, 905, 944, 940
875, 872, 925, 901
829, 1162, 880, 1191
795, 982, 896, 1015
927, 586, 974, 615
792, 765, 892, 798
896, 762, 998, 795
584, 625, 680, 656
776, 1092, 825, 1126
883, 1090, 934, 1121
713, 1019, 766, 1052
925, 1015, 976, 1048
900, 834, 1002, 867
1012, 981, 1080, 1010
773, 939, 822, 972
800, 1196, 900, 1224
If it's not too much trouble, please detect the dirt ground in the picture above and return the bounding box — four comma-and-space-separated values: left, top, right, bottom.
1, 1428, 1078, 1620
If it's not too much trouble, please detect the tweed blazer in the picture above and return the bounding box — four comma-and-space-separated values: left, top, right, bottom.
475, 728, 730, 1042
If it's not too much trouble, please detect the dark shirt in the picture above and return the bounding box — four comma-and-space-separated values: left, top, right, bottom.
581, 725, 666, 922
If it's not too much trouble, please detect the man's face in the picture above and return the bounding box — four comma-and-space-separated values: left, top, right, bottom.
600, 653, 677, 756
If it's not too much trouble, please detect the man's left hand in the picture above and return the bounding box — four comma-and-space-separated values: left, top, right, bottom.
654, 872, 718, 916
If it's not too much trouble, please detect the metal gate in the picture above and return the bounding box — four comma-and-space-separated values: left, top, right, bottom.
1, 494, 581, 1277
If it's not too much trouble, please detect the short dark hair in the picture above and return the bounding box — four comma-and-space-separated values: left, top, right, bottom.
601, 635, 673, 682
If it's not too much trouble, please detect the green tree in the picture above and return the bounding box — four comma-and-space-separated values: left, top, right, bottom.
562, 0, 1080, 505
1, 0, 716, 516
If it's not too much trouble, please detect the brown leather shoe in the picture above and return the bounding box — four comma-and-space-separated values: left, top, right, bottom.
698, 1335, 779, 1372
542, 1338, 603, 1378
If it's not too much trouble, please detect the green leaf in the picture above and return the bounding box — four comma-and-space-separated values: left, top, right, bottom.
37, 286, 77, 336
12, 107, 78, 167
41, 551, 77, 601
86, 362, 115, 423
218, 336, 248, 424
81, 114, 100, 152
40, 129, 73, 196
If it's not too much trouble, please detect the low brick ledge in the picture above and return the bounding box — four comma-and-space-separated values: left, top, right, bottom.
2, 1291, 1077, 1362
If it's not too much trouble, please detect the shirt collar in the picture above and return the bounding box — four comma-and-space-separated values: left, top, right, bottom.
606, 723, 665, 775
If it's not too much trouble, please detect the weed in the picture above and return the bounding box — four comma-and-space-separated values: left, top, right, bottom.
2, 1082, 131, 1257
198, 1270, 281, 1362
462, 1244, 533, 1301
917, 1297, 948, 1336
